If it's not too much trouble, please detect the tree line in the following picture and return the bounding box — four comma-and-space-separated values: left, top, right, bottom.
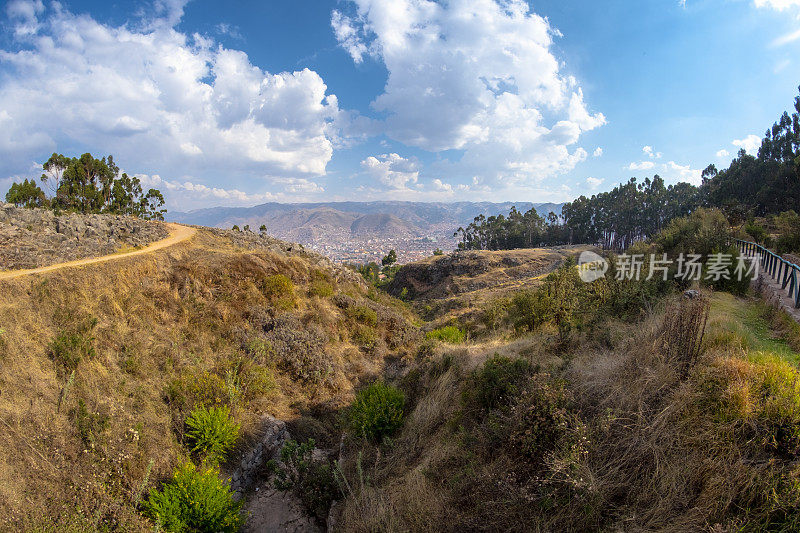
457, 85, 800, 251
5, 153, 166, 220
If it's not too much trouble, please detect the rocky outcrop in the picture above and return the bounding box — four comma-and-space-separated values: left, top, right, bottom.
0, 203, 169, 270
230, 415, 290, 495
231, 415, 323, 533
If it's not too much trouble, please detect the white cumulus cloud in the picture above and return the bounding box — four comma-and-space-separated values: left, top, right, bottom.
586, 177, 603, 188
361, 153, 420, 190
643, 145, 662, 159
716, 149, 730, 158
593, 147, 603, 157
627, 161, 656, 171
732, 134, 762, 154
332, 0, 605, 189
662, 161, 702, 185
0, 1, 352, 193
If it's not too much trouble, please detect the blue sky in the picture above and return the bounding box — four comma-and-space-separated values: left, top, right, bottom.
1, 0, 799, 211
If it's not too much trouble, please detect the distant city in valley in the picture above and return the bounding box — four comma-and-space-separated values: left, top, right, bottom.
168, 201, 564, 263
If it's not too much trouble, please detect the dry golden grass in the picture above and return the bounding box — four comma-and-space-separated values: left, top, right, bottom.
336, 290, 800, 532
0, 228, 417, 530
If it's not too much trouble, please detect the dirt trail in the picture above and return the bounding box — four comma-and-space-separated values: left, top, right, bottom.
0, 223, 196, 281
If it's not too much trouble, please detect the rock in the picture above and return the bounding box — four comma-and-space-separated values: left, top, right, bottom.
230, 415, 290, 496
683, 289, 700, 299
0, 205, 169, 270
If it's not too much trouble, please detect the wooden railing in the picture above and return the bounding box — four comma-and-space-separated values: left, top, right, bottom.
736, 239, 800, 308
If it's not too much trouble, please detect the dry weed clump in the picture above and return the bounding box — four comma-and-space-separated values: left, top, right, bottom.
660, 293, 710, 378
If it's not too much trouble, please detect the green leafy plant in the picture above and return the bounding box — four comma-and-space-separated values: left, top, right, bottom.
309, 279, 334, 298
185, 405, 240, 464
348, 382, 405, 443
426, 325, 466, 344
144, 462, 243, 532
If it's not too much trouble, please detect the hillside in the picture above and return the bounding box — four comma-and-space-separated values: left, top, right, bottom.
4, 206, 800, 532
387, 245, 596, 333
349, 213, 418, 237
0, 217, 421, 531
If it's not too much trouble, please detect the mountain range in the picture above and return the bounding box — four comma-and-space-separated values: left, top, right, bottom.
169, 201, 562, 237
168, 201, 563, 262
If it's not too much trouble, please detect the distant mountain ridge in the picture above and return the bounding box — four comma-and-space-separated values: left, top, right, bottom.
168, 201, 563, 233
168, 201, 564, 261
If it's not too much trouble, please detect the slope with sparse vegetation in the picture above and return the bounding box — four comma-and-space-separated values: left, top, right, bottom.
0, 222, 420, 531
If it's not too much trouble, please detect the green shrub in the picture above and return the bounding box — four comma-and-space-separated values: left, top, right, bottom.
244, 337, 274, 363
463, 356, 532, 413
309, 279, 334, 298
481, 299, 508, 331
774, 210, 800, 254
240, 363, 276, 400
270, 439, 342, 521
48, 317, 98, 375
262, 274, 296, 308
510, 290, 547, 334
347, 305, 378, 327
144, 462, 243, 532
348, 382, 406, 443
702, 246, 751, 296
352, 324, 378, 349
655, 207, 731, 258
745, 220, 768, 244
426, 325, 465, 344
185, 405, 240, 464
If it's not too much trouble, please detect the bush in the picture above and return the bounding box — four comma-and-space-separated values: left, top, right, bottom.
144, 462, 243, 532
655, 208, 731, 258
348, 382, 406, 443
166, 371, 230, 412
185, 405, 240, 464
346, 305, 378, 327
463, 356, 532, 413
702, 246, 752, 296
309, 279, 334, 298
774, 210, 800, 254
426, 325, 465, 344
270, 439, 342, 521
263, 316, 331, 385
262, 274, 296, 308
351, 324, 378, 349
745, 220, 768, 244
510, 290, 547, 333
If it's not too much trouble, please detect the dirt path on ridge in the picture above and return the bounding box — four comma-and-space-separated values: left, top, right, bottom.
0, 223, 196, 282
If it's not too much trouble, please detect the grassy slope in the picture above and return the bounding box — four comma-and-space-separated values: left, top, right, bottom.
336, 289, 800, 531
0, 228, 418, 530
